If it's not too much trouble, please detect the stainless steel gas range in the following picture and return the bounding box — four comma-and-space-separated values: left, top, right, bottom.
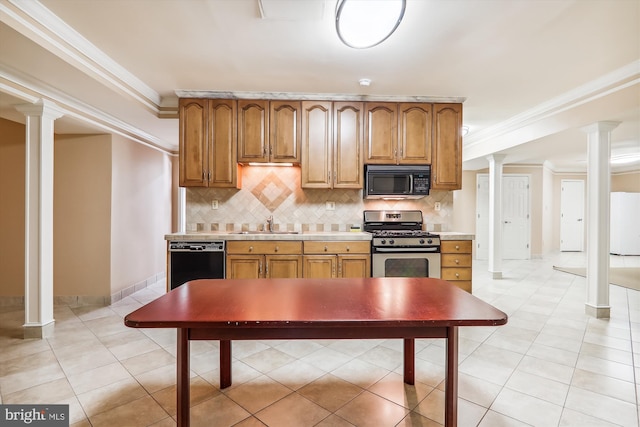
363, 210, 441, 278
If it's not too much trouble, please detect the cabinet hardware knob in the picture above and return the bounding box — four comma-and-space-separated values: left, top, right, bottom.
249, 246, 253, 252
455, 273, 460, 278
346, 246, 350, 251
275, 246, 279, 252
455, 259, 460, 264
455, 245, 460, 250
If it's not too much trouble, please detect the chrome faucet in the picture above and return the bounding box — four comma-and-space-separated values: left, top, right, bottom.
266, 215, 274, 232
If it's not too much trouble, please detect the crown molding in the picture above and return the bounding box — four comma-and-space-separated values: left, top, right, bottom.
1, 0, 167, 115
175, 90, 466, 103
463, 60, 640, 150
0, 63, 174, 154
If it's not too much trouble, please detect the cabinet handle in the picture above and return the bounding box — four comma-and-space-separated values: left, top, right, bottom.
249, 246, 253, 252
265, 262, 269, 277
263, 147, 267, 156
328, 171, 331, 182
259, 261, 262, 276
346, 246, 350, 252
455, 273, 460, 278
275, 246, 279, 252
324, 246, 328, 252
337, 262, 341, 277
455, 245, 460, 250
202, 171, 205, 182
208, 171, 211, 182
455, 259, 460, 264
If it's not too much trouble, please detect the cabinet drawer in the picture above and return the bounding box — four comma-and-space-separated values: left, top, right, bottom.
451, 281, 472, 293
441, 267, 472, 281
441, 254, 472, 267
441, 240, 472, 253
227, 241, 302, 255
304, 241, 370, 254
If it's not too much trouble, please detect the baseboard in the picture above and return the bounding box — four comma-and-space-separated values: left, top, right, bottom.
0, 271, 166, 308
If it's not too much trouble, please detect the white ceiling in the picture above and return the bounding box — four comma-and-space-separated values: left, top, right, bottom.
0, 0, 638, 172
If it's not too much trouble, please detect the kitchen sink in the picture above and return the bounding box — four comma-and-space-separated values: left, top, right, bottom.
233, 231, 300, 235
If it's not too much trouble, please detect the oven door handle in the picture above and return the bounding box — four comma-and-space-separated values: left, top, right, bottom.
373, 247, 440, 253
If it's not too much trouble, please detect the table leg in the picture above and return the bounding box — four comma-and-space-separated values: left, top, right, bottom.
220, 340, 232, 389
403, 338, 415, 385
177, 328, 190, 427
445, 326, 459, 427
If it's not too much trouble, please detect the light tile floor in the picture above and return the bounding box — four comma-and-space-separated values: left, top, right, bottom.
1, 252, 639, 426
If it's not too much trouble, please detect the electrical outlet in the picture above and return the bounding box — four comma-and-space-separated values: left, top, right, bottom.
211, 200, 219, 210
434, 202, 441, 211
326, 201, 335, 211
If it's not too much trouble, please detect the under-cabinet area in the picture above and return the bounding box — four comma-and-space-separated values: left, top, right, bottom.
179, 97, 462, 191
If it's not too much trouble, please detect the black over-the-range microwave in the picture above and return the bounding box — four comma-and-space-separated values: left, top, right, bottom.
364, 164, 431, 199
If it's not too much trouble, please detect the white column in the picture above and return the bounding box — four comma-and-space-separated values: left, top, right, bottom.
487, 154, 506, 279
16, 100, 64, 339
582, 121, 619, 319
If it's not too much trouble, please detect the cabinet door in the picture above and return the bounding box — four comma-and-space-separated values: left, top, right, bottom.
432, 103, 462, 190
399, 103, 432, 164
303, 255, 336, 278
338, 255, 370, 278
365, 102, 398, 164
301, 101, 332, 188
226, 255, 262, 279
238, 100, 268, 163
270, 101, 301, 163
179, 99, 208, 187
265, 255, 302, 278
209, 100, 238, 187
333, 102, 364, 188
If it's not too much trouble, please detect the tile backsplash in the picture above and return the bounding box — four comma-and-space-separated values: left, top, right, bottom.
186, 166, 453, 232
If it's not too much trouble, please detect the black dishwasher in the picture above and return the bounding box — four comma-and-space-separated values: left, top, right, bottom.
168, 241, 225, 290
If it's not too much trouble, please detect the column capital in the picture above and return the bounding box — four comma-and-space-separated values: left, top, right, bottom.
15, 99, 65, 121
580, 121, 621, 134
486, 154, 507, 164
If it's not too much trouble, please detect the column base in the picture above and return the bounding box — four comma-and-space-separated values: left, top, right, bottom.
23, 320, 55, 339
490, 271, 503, 279
585, 303, 610, 319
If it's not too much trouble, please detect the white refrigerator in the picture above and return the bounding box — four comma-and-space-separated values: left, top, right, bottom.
610, 192, 640, 255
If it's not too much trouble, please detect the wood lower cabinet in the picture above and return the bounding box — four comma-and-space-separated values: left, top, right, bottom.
303, 241, 370, 278
226, 241, 302, 279
440, 240, 472, 293
179, 98, 238, 188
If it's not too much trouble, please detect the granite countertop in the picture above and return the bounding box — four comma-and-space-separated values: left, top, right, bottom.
165, 231, 372, 241
433, 232, 475, 241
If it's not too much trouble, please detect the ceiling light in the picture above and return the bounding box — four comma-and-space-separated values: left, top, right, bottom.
335, 0, 406, 49
359, 78, 372, 86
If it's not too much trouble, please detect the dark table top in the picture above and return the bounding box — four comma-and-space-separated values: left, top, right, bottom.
124, 277, 507, 330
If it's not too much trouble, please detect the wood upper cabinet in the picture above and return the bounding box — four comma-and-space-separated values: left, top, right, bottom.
301, 101, 363, 189
364, 102, 397, 164
399, 103, 432, 164
179, 98, 238, 188
431, 103, 462, 190
237, 100, 300, 164
365, 102, 432, 165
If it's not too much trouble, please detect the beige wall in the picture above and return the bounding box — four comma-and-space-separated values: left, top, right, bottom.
0, 118, 173, 301
0, 119, 26, 296
455, 168, 639, 258
54, 134, 112, 297
110, 135, 172, 295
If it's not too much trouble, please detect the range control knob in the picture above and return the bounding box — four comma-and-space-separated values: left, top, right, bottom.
419, 239, 425, 244
427, 238, 433, 244
380, 239, 386, 245
389, 239, 395, 245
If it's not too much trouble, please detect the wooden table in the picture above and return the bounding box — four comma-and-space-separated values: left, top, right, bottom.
125, 277, 507, 427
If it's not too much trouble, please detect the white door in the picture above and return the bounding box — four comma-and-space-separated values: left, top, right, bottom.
560, 179, 585, 251
475, 175, 489, 260
502, 176, 530, 259
475, 174, 531, 260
